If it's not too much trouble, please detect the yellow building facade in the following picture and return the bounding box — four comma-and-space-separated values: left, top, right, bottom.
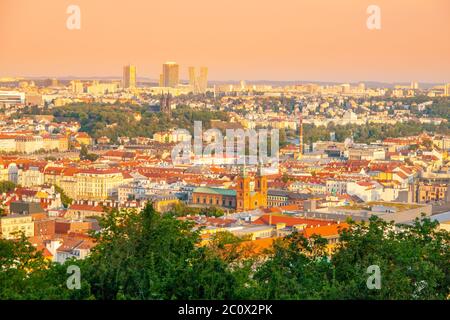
74, 170, 125, 201
235, 167, 268, 212
0, 215, 34, 239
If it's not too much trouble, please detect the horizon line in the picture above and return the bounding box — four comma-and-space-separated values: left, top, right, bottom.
1, 75, 448, 85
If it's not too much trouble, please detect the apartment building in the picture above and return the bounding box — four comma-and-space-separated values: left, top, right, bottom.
416, 183, 449, 203
0, 214, 34, 239
74, 169, 126, 200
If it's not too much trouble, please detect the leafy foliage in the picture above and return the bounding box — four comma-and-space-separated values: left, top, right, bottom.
0, 204, 448, 300
0, 181, 16, 194
0, 233, 91, 299
54, 185, 73, 208
35, 104, 229, 142
79, 144, 99, 161
303, 121, 449, 145
167, 202, 225, 217
82, 204, 239, 299
330, 216, 450, 299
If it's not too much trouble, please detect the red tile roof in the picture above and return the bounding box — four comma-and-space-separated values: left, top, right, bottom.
303, 223, 349, 238
253, 214, 335, 228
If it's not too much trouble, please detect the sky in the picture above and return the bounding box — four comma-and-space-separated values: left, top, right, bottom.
0, 0, 449, 83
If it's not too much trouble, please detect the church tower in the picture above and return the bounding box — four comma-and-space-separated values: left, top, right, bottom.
160, 92, 172, 117
236, 166, 251, 211
235, 164, 268, 212
254, 163, 268, 207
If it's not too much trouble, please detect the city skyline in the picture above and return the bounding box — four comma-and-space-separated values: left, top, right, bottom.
160, 62, 180, 88
1, 0, 449, 83
1, 72, 447, 89
122, 65, 136, 89
1, 0, 450, 307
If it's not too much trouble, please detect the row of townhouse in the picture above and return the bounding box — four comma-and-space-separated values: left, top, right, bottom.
0, 133, 69, 154
287, 179, 327, 194
324, 164, 422, 202
44, 167, 131, 201
117, 178, 182, 203
0, 163, 131, 201
326, 178, 410, 202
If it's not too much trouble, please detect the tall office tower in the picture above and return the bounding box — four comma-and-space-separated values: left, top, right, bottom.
411, 81, 419, 90
199, 67, 208, 93
341, 83, 351, 93
188, 67, 196, 90
445, 83, 450, 96
161, 62, 179, 88
123, 65, 136, 89
70, 80, 84, 94
240, 80, 246, 91
358, 82, 365, 92
188, 66, 208, 94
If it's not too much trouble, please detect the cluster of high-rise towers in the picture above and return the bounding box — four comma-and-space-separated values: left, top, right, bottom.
122, 62, 208, 94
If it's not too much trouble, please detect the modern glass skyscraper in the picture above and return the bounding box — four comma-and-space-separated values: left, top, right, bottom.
188, 66, 208, 94
123, 65, 136, 89
161, 62, 179, 88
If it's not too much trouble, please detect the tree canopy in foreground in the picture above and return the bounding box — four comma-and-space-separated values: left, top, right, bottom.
0, 203, 448, 300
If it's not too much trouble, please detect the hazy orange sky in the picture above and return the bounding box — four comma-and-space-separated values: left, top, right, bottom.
1, 0, 449, 82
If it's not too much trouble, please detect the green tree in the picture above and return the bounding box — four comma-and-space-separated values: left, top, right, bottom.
167, 202, 225, 218
0, 233, 91, 300
329, 216, 450, 300
281, 173, 290, 183
54, 185, 73, 208
253, 233, 332, 299
251, 216, 449, 300
200, 206, 225, 217
1, 205, 448, 300
82, 203, 240, 299
167, 202, 200, 217
279, 128, 287, 147
0, 181, 16, 194
79, 144, 89, 159
84, 203, 255, 300
79, 144, 99, 162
